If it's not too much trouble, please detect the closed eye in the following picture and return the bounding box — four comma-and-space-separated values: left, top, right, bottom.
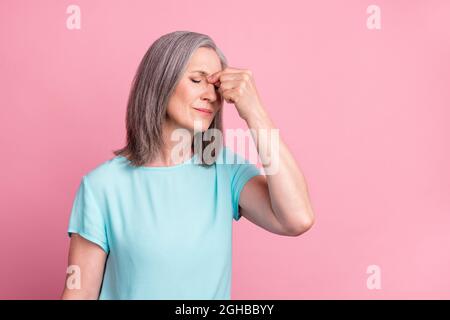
191, 78, 220, 91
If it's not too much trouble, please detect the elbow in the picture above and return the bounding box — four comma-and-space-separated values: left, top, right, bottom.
286, 211, 315, 237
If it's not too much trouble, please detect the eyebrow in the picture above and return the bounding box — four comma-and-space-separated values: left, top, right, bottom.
190, 70, 211, 76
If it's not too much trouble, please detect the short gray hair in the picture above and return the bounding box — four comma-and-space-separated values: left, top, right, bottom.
113, 31, 228, 167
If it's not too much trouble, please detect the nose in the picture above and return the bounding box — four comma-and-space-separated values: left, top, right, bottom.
201, 82, 219, 103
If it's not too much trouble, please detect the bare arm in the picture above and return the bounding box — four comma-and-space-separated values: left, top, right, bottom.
61, 233, 108, 300
239, 107, 315, 236
207, 68, 315, 236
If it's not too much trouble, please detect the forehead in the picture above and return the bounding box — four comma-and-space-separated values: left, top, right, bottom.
187, 47, 222, 76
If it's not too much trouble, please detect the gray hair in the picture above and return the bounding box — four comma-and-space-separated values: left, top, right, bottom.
113, 31, 228, 167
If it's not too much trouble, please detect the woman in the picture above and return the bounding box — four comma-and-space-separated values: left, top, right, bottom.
61, 31, 315, 300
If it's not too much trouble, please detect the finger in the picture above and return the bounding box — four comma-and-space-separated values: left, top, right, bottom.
216, 73, 243, 83
208, 73, 242, 87
222, 89, 239, 103
217, 80, 241, 92
207, 67, 245, 83
207, 72, 223, 84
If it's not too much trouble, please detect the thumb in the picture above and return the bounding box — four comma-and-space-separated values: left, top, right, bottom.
207, 72, 220, 83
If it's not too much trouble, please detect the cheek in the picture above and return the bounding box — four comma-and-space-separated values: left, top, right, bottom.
167, 79, 209, 123
166, 89, 195, 120
169, 83, 189, 104
176, 80, 199, 101
166, 101, 188, 123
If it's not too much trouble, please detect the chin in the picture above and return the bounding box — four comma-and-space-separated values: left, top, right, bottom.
186, 115, 214, 132
189, 120, 212, 133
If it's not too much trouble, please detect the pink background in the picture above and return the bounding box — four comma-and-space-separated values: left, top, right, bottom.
1, 0, 449, 299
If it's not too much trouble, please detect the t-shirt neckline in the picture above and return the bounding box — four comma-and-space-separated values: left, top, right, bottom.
118, 153, 198, 170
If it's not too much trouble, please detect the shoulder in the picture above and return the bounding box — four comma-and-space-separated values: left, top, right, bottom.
216, 145, 258, 166
82, 155, 129, 190
215, 145, 261, 180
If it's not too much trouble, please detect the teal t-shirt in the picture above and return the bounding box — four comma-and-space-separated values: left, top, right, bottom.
67, 145, 262, 300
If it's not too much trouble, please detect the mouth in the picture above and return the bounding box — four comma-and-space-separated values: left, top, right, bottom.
193, 107, 213, 115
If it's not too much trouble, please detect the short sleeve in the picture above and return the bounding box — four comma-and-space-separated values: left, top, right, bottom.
231, 154, 263, 222
67, 175, 110, 253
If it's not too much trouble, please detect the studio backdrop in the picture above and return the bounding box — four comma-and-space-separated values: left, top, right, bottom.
0, 0, 449, 299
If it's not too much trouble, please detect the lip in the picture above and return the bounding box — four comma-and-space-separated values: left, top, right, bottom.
193, 107, 213, 115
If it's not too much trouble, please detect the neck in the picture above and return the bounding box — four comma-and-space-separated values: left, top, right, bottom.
145, 121, 194, 167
